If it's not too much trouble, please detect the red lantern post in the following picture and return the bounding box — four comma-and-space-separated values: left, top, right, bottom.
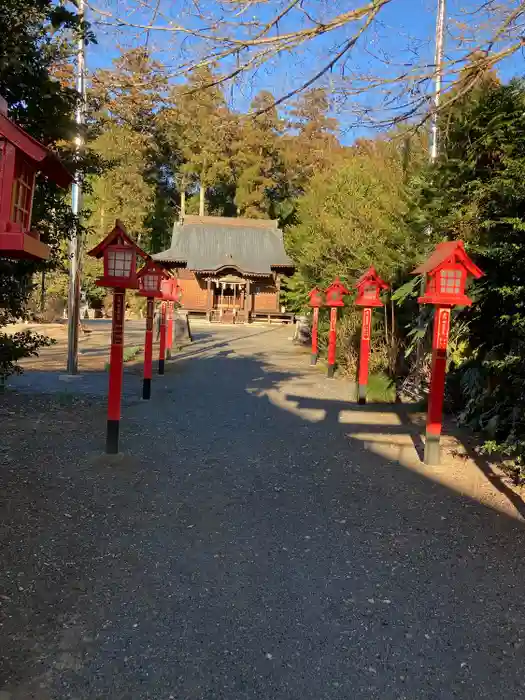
158, 278, 180, 374
0, 96, 72, 260
166, 284, 182, 360
87, 221, 147, 454
158, 300, 167, 375
325, 278, 350, 379
137, 260, 170, 399
412, 241, 483, 465
166, 302, 174, 360
308, 287, 324, 365
355, 267, 389, 404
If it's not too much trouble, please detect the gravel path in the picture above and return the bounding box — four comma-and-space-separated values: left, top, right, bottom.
2, 324, 525, 699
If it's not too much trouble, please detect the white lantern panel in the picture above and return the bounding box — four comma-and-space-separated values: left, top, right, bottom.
142, 274, 159, 291
107, 248, 133, 278
439, 269, 462, 295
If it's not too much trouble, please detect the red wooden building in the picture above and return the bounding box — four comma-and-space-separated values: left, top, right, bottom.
153, 215, 295, 323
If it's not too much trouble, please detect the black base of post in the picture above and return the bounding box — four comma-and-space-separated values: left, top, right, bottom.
310, 353, 318, 366
424, 432, 441, 465
327, 364, 335, 379
106, 419, 120, 455
358, 384, 367, 405
142, 378, 151, 400
158, 359, 165, 375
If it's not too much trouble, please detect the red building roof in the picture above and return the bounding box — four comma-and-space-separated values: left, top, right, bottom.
87, 220, 149, 260
412, 241, 483, 278
0, 112, 73, 188
355, 266, 389, 290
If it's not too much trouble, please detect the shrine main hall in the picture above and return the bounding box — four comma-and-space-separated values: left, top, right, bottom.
153, 215, 295, 323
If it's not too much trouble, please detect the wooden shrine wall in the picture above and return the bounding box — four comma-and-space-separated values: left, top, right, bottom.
252, 282, 278, 311
176, 270, 207, 310
175, 270, 278, 312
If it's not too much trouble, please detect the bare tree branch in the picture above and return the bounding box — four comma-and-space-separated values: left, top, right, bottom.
86, 0, 525, 127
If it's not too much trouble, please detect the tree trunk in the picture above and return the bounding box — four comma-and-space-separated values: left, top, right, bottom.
180, 189, 186, 220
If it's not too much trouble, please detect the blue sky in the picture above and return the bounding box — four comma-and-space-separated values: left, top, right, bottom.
86, 0, 524, 142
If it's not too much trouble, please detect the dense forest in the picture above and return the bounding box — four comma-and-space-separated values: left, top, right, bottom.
2, 0, 525, 476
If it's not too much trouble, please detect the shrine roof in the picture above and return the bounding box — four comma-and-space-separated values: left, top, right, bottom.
153, 215, 295, 275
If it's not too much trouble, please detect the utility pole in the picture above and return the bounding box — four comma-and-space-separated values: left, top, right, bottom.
66, 0, 86, 374
412, 0, 447, 394
429, 0, 446, 163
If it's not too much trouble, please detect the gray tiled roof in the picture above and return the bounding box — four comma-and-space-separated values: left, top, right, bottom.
153, 219, 295, 275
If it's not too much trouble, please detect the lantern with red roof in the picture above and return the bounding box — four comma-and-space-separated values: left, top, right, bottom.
308, 286, 323, 309
156, 277, 182, 375
163, 277, 181, 364
324, 278, 350, 378
0, 96, 72, 260
136, 260, 171, 400
415, 240, 482, 307
87, 221, 148, 455
355, 267, 389, 308
325, 277, 349, 308
308, 286, 324, 365
87, 220, 146, 290
355, 267, 390, 404
412, 240, 483, 465
137, 259, 170, 299
160, 277, 181, 302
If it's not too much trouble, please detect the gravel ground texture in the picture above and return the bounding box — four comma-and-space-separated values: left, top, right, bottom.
1, 323, 525, 700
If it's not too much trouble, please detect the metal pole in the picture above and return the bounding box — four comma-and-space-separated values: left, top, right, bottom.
414, 0, 447, 387
429, 0, 446, 163
66, 0, 86, 374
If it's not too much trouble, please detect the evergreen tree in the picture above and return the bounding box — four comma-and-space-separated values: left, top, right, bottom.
233, 91, 284, 218
284, 88, 340, 187
164, 67, 236, 216
413, 77, 525, 471
287, 145, 419, 292
90, 49, 169, 253
284, 142, 422, 372
91, 48, 166, 133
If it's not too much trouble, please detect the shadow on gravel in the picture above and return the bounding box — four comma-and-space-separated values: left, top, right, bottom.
285, 393, 525, 521
2, 349, 525, 699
